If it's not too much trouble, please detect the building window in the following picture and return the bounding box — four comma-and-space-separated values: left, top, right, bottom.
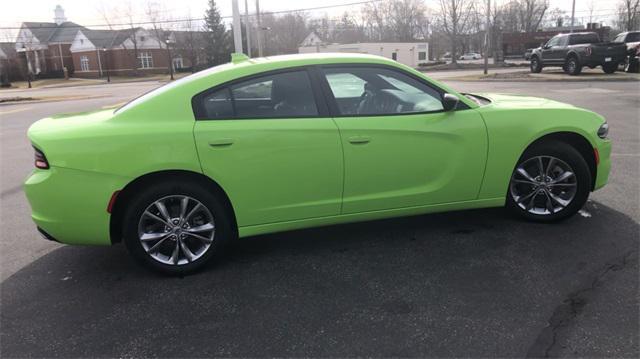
418, 51, 427, 61
138, 52, 153, 69
80, 56, 89, 71
172, 56, 184, 70
391, 52, 397, 61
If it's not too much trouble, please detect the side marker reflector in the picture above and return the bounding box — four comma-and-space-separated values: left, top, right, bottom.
107, 191, 120, 213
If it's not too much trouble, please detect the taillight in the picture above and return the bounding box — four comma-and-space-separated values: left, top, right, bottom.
586, 47, 592, 56
33, 147, 49, 169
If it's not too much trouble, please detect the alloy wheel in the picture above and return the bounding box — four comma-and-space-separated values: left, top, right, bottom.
138, 195, 215, 266
509, 156, 578, 215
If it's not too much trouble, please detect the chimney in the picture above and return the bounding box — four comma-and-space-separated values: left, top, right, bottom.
54, 5, 67, 25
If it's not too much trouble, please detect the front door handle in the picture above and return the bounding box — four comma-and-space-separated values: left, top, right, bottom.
348, 135, 371, 144
209, 138, 235, 147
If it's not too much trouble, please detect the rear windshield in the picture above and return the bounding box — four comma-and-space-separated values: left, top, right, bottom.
569, 33, 600, 45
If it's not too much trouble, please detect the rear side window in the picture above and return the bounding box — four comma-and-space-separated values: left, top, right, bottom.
196, 70, 318, 120
569, 33, 600, 45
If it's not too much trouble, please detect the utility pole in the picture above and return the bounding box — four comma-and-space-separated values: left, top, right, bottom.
570, 0, 576, 32
484, 0, 490, 75
255, 0, 263, 56
244, 0, 252, 57
232, 0, 243, 54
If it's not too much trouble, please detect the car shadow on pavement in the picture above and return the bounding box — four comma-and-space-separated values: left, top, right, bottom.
1, 201, 638, 357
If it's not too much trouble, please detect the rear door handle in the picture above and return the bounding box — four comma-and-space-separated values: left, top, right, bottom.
209, 138, 235, 147
348, 135, 371, 144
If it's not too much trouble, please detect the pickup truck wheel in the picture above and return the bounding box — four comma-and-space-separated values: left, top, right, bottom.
564, 56, 582, 75
602, 62, 617, 74
530, 57, 542, 73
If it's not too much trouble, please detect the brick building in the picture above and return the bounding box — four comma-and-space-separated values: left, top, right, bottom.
14, 5, 82, 77
14, 5, 209, 79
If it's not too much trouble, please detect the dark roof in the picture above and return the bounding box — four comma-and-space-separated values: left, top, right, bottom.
82, 28, 141, 49
22, 21, 86, 44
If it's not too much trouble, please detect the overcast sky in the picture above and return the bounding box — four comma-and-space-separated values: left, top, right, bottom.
0, 0, 621, 40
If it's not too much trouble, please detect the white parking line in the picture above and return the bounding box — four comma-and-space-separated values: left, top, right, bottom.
0, 106, 33, 115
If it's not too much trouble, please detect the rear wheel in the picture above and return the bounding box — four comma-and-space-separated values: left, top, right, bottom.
564, 56, 582, 75
602, 62, 617, 74
123, 181, 233, 275
530, 56, 542, 73
506, 141, 591, 222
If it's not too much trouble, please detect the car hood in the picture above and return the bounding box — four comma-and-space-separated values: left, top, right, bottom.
474, 93, 577, 110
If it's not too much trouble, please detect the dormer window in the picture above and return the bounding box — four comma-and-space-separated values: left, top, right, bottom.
140, 36, 145, 42
80, 39, 84, 45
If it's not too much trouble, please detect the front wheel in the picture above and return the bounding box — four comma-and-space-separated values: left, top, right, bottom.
506, 141, 592, 222
123, 181, 233, 275
530, 57, 542, 73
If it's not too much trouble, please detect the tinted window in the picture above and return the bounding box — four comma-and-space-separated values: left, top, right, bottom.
322, 67, 444, 116
202, 88, 233, 119
231, 71, 318, 118
626, 32, 640, 42
569, 33, 600, 45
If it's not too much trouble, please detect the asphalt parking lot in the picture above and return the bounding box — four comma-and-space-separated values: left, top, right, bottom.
1, 76, 638, 357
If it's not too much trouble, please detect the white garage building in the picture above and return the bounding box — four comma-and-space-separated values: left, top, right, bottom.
298, 32, 429, 68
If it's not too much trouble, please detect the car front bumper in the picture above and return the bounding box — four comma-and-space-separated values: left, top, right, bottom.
594, 138, 612, 190
24, 166, 126, 245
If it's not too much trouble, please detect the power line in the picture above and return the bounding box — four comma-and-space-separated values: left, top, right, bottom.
0, 0, 385, 30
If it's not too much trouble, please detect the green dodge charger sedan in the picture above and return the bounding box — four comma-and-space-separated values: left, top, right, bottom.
25, 53, 611, 274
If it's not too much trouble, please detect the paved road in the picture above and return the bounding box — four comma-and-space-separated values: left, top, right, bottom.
0, 77, 638, 357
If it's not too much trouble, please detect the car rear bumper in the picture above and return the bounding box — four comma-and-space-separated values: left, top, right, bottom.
24, 166, 125, 245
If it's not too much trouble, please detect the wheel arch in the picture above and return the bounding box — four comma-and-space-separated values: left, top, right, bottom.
109, 170, 237, 244
521, 131, 597, 190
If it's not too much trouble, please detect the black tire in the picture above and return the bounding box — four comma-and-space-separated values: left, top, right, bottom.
123, 180, 233, 275
602, 62, 617, 74
564, 56, 582, 75
530, 56, 542, 73
506, 141, 592, 223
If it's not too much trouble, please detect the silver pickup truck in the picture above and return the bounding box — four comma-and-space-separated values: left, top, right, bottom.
530, 32, 628, 75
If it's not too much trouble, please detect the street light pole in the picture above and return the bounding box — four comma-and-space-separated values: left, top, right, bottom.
102, 47, 110, 83
484, 0, 490, 75
570, 0, 576, 33
22, 45, 31, 88
232, 0, 243, 54
244, 0, 252, 57
165, 39, 174, 80
255, 0, 263, 56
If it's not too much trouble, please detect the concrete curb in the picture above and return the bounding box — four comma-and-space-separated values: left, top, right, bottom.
0, 95, 105, 106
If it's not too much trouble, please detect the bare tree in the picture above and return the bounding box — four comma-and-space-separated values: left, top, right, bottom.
145, 1, 167, 47
517, 0, 548, 33
438, 0, 473, 65
617, 0, 640, 31
361, 0, 427, 41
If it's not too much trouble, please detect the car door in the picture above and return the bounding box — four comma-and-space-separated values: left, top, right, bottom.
317, 65, 488, 214
542, 36, 561, 64
193, 69, 343, 227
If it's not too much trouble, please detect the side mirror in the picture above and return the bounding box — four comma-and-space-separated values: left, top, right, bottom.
442, 93, 459, 111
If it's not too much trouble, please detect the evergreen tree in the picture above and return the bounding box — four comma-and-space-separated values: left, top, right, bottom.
203, 0, 230, 66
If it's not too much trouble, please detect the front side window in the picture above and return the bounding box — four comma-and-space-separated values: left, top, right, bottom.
322, 67, 444, 116
80, 56, 89, 71
546, 36, 560, 47
138, 52, 153, 69
197, 70, 319, 119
